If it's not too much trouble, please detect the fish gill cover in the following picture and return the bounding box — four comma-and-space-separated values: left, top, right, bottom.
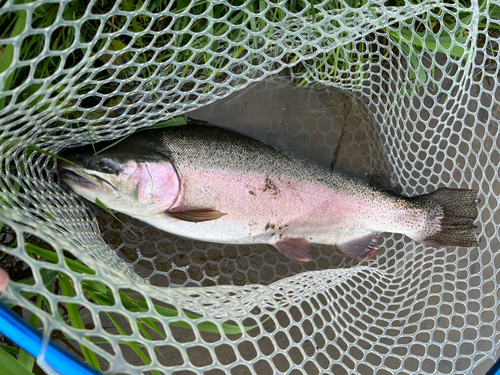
0, 0, 499, 374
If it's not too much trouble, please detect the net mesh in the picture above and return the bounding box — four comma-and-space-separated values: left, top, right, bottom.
0, 0, 499, 374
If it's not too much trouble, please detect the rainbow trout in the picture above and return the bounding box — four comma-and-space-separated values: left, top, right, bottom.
59, 125, 478, 261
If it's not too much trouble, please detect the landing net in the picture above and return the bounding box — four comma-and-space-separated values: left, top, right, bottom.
0, 0, 499, 374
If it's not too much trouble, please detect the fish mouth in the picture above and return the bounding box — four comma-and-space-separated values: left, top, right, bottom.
60, 170, 100, 189
59, 162, 120, 196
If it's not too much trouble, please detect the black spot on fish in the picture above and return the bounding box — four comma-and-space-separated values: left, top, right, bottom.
249, 190, 255, 195
263, 178, 279, 195
264, 223, 276, 231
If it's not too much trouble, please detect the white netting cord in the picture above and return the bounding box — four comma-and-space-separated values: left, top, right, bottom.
0, 0, 451, 142
0, 0, 499, 374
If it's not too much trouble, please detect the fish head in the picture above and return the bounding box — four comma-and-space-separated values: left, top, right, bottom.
58, 133, 181, 217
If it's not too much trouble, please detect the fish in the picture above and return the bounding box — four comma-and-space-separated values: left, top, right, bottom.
58, 124, 478, 262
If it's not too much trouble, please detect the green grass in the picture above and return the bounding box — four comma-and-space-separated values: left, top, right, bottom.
1, 0, 499, 372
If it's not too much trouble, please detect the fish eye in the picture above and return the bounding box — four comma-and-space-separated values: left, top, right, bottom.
98, 158, 119, 174
101, 165, 114, 174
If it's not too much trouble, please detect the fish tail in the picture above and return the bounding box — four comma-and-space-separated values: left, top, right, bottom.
412, 188, 478, 248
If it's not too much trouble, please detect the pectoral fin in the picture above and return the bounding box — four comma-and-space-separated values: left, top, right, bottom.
336, 233, 380, 261
273, 237, 311, 262
168, 209, 227, 222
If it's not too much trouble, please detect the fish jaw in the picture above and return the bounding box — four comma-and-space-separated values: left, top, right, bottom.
59, 164, 115, 199
60, 169, 100, 190
59, 162, 127, 216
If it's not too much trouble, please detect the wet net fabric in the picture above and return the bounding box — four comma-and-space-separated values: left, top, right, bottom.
0, 0, 499, 374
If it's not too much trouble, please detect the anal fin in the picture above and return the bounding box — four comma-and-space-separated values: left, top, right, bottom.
273, 237, 311, 262
168, 209, 227, 223
336, 233, 380, 261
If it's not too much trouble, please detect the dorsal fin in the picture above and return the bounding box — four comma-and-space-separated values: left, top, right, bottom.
336, 233, 380, 261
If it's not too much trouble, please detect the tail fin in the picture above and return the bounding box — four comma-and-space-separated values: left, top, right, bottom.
413, 188, 478, 248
